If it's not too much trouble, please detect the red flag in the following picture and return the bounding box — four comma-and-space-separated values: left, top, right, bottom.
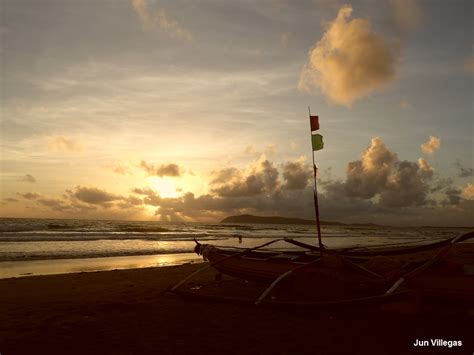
310, 115, 319, 131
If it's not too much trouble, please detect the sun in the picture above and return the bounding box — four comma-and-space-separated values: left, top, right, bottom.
150, 178, 180, 198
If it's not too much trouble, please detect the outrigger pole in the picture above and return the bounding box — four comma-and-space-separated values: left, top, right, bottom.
308, 107, 323, 249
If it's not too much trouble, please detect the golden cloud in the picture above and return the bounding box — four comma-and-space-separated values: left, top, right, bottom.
461, 183, 474, 200
421, 136, 440, 154
298, 5, 399, 106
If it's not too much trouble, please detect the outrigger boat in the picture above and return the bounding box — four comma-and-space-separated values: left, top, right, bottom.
171, 110, 474, 307
169, 232, 474, 307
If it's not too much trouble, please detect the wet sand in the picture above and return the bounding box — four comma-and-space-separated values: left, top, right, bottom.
0, 263, 472, 355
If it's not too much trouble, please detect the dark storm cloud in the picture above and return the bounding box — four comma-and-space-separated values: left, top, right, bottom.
140, 161, 182, 177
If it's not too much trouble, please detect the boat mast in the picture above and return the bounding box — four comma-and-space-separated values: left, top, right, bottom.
308, 107, 323, 249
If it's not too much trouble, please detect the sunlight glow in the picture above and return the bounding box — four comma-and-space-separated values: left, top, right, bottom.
149, 178, 180, 198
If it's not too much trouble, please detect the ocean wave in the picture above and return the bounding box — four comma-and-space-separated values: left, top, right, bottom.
0, 248, 195, 262
117, 226, 170, 233
0, 224, 48, 232
0, 233, 228, 242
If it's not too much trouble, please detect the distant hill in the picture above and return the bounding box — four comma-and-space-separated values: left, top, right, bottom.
220, 214, 347, 226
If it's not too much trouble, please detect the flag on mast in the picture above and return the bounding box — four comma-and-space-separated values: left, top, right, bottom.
310, 115, 319, 131
312, 134, 324, 151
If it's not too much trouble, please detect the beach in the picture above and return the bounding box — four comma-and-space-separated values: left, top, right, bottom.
1, 263, 472, 355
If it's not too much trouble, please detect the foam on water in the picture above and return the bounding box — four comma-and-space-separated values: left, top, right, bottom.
0, 218, 469, 263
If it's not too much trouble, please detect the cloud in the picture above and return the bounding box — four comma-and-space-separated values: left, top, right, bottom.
18, 192, 41, 200
116, 196, 144, 209
210, 167, 241, 185
12, 148, 472, 225
210, 158, 280, 197
390, 0, 422, 31
417, 158, 434, 179
69, 186, 123, 206
131, 0, 192, 41
140, 160, 183, 177
442, 188, 462, 206
140, 161, 182, 177
464, 56, 474, 73
37, 198, 74, 212
461, 183, 474, 200
132, 187, 162, 206
112, 164, 133, 176
344, 137, 398, 199
421, 136, 440, 154
282, 159, 311, 190
244, 144, 257, 155
455, 161, 474, 178
264, 144, 278, 156
429, 177, 453, 193
2, 197, 19, 203
298, 5, 399, 106
22, 174, 36, 183
47, 136, 83, 153
380, 161, 431, 207
16, 186, 145, 216
323, 137, 434, 207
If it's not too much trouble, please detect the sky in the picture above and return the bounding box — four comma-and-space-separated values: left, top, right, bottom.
0, 0, 473, 226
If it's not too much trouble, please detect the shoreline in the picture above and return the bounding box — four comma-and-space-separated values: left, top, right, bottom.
1, 263, 472, 355
0, 252, 202, 279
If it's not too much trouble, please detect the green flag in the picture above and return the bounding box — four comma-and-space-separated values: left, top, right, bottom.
312, 134, 324, 151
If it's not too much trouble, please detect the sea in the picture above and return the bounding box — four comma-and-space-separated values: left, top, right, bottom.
0, 217, 471, 279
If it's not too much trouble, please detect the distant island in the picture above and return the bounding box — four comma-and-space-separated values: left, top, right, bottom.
221, 214, 349, 226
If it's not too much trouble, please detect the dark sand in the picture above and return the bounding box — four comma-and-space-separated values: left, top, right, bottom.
1, 263, 472, 355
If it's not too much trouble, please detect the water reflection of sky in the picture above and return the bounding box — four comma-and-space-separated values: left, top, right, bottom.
0, 253, 201, 279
